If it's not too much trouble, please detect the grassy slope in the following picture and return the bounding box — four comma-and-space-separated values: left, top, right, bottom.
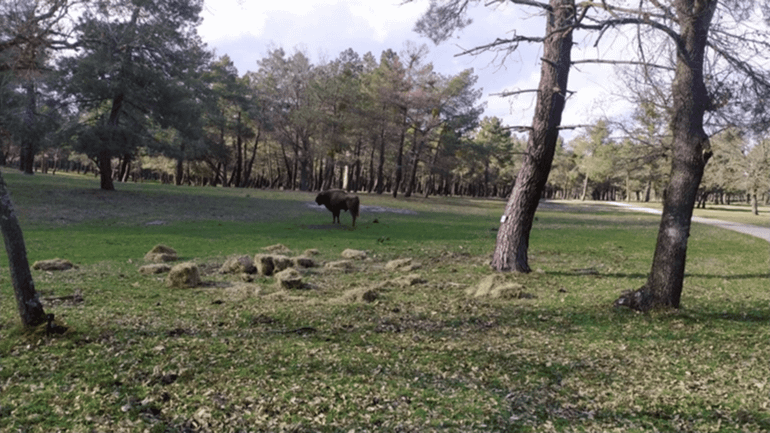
0, 171, 768, 432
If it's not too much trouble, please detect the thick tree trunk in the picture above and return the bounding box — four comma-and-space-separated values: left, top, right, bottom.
0, 171, 46, 327
99, 93, 124, 191
20, 81, 36, 175
615, 0, 716, 311
98, 151, 115, 191
491, 0, 574, 272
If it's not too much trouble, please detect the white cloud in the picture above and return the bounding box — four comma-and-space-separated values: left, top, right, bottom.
199, 1, 269, 42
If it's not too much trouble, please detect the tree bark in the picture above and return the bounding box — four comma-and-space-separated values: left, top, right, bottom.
491, 0, 575, 272
615, 0, 716, 311
0, 171, 46, 327
392, 110, 407, 198
99, 93, 124, 191
376, 127, 386, 194
98, 150, 114, 191
242, 127, 261, 188
231, 111, 243, 187
20, 81, 36, 175
404, 132, 423, 198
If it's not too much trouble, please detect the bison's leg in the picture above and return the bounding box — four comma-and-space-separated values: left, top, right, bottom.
333, 210, 340, 224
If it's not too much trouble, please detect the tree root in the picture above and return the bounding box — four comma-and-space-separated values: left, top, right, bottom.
613, 285, 656, 312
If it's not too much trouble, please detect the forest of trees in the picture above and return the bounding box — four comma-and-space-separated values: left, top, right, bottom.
2, 0, 768, 205
3, 0, 770, 322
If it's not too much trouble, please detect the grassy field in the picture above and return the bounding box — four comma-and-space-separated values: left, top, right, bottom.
0, 170, 768, 432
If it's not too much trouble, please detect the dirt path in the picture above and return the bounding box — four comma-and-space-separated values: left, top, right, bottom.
607, 201, 770, 243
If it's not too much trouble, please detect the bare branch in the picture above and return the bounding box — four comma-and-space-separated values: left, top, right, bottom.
453, 35, 544, 57
501, 0, 551, 10
580, 1, 669, 21
490, 89, 538, 97
501, 124, 589, 132
502, 125, 533, 132
557, 124, 592, 130
572, 59, 674, 71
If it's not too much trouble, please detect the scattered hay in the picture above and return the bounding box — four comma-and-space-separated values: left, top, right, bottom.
272, 255, 293, 272
263, 290, 307, 302
254, 254, 293, 276
222, 283, 261, 300
219, 255, 256, 274
166, 262, 201, 288
341, 249, 367, 260
324, 260, 355, 272
144, 245, 178, 263
390, 273, 427, 288
274, 268, 304, 290
33, 258, 75, 271
254, 254, 275, 276
385, 258, 421, 272
466, 274, 535, 299
263, 243, 291, 254
337, 286, 384, 303
292, 256, 317, 268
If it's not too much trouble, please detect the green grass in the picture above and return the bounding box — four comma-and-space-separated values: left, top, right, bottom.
0, 171, 768, 432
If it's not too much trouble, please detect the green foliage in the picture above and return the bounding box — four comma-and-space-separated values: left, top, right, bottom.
0, 172, 768, 432
56, 0, 209, 165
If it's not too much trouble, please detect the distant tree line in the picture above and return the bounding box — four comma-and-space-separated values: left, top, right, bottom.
3, 0, 768, 205
2, 0, 527, 197
546, 120, 770, 213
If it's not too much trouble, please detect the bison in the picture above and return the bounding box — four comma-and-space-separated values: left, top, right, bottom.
315, 189, 360, 227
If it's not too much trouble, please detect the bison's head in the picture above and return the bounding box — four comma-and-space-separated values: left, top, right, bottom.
315, 193, 328, 205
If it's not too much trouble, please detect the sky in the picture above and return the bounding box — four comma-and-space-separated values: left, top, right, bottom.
196, 0, 628, 142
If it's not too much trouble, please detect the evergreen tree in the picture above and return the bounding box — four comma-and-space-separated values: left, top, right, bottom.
58, 0, 207, 190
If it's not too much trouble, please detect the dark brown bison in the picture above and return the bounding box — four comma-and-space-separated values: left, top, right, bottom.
315, 189, 360, 227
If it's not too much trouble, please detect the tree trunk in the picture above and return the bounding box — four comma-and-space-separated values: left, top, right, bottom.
0, 172, 46, 327
404, 133, 423, 198
99, 93, 124, 191
242, 127, 261, 188
367, 135, 377, 192
376, 127, 386, 194
424, 139, 442, 199
393, 108, 407, 198
491, 0, 574, 273
118, 154, 131, 183
20, 81, 36, 175
580, 174, 589, 201
615, 0, 716, 311
231, 111, 243, 187
98, 151, 115, 191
